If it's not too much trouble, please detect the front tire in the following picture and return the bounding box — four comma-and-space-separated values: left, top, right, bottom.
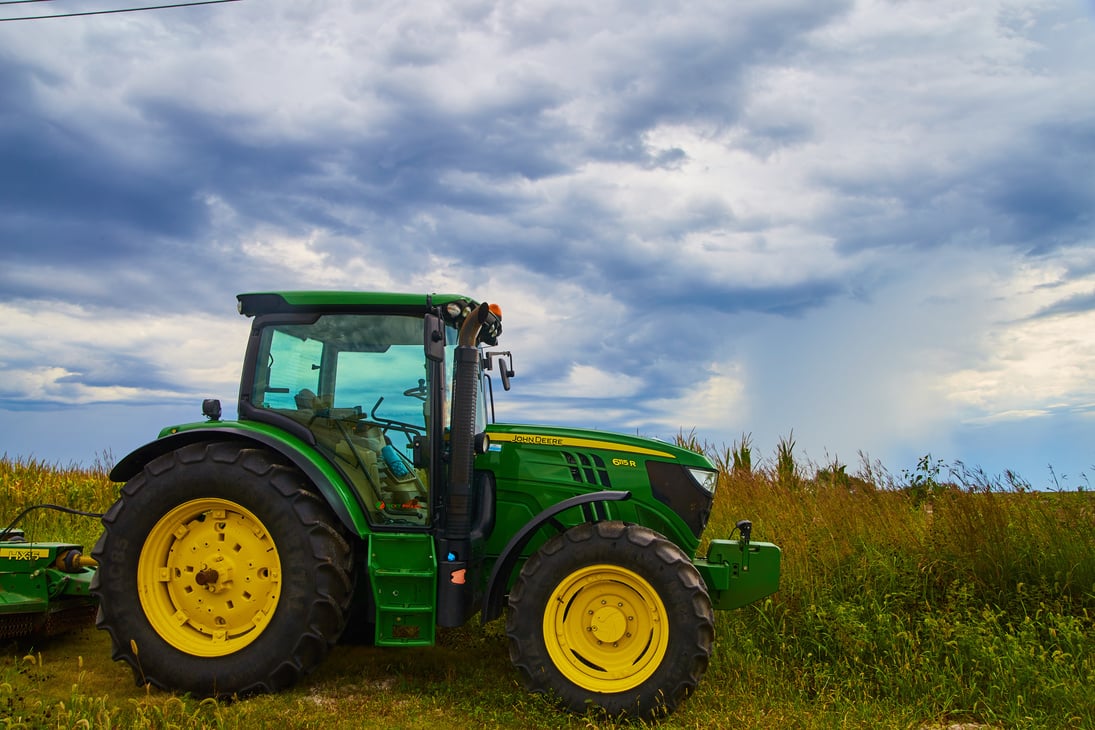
91, 442, 353, 696
506, 521, 714, 720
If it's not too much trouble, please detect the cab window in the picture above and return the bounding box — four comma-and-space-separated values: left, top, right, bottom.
250, 314, 432, 527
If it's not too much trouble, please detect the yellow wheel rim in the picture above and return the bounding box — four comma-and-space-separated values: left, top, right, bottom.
543, 564, 669, 693
137, 498, 281, 657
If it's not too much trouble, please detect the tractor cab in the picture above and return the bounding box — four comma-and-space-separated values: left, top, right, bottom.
241, 312, 453, 527
231, 292, 501, 633
234, 293, 495, 531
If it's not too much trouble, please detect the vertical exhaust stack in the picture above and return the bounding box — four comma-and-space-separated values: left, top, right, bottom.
446, 303, 488, 535
438, 301, 498, 626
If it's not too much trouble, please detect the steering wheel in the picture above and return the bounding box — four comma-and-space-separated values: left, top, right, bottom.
402, 378, 427, 401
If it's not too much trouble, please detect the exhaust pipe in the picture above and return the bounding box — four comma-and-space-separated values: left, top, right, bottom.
446, 303, 489, 535
438, 301, 498, 626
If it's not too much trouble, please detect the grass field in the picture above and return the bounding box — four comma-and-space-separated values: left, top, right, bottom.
1, 444, 1093, 729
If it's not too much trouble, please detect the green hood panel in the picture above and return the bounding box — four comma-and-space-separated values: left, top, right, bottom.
484, 423, 713, 468
480, 423, 717, 556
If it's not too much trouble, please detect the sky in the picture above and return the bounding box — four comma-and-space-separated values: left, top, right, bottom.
1, 0, 1093, 488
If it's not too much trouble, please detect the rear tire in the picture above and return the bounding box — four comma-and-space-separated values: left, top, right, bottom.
91, 442, 353, 696
506, 521, 713, 720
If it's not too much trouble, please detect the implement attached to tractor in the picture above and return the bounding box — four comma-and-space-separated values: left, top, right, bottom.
83, 291, 779, 721
0, 530, 98, 640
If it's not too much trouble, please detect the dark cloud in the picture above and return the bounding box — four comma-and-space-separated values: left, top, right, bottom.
2, 0, 854, 324
819, 115, 1095, 258
736, 119, 815, 158
1, 0, 1092, 481
590, 2, 851, 151
0, 51, 59, 102
0, 77, 207, 260
1028, 290, 1095, 320
56, 354, 180, 392
985, 121, 1095, 255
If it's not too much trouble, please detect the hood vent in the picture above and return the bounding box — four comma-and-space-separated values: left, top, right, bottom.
562, 452, 612, 488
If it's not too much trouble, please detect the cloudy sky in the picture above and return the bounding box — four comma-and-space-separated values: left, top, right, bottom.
1, 0, 1093, 487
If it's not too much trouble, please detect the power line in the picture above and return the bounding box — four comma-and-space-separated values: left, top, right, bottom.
0, 0, 240, 22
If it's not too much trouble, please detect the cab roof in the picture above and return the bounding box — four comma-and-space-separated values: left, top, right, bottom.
237, 291, 474, 317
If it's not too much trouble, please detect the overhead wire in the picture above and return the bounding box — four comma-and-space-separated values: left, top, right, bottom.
0, 0, 240, 22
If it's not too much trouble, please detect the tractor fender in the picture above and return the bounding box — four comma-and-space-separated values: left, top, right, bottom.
109, 427, 368, 536
481, 489, 631, 623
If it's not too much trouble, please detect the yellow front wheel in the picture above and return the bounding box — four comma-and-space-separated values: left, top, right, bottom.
138, 498, 282, 657
507, 521, 714, 721
543, 564, 668, 693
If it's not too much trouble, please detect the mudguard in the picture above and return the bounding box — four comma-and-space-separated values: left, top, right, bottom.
481, 490, 631, 623
109, 425, 371, 536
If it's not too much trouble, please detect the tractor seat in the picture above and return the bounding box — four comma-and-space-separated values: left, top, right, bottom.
295, 388, 318, 409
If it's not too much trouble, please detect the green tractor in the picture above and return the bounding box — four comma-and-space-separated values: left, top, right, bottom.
92, 291, 780, 720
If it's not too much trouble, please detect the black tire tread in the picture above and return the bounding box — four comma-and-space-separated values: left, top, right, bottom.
91, 441, 354, 696
506, 521, 714, 720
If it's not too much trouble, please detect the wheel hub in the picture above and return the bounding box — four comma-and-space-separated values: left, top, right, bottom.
194, 566, 219, 588
590, 604, 627, 643
138, 499, 282, 657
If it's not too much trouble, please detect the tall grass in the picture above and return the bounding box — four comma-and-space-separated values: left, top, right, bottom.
3, 448, 1094, 728
698, 438, 1095, 729
0, 454, 115, 548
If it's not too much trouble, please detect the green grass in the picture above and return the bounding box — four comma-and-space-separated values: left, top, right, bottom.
2, 449, 1094, 728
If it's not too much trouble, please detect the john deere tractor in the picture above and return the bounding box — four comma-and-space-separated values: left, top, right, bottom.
91, 291, 780, 720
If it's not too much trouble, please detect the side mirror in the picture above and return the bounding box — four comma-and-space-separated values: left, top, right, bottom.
485, 351, 515, 391
424, 314, 446, 362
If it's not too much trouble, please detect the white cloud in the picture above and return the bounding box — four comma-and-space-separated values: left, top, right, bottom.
641, 363, 748, 434
942, 248, 1095, 417
469, 263, 632, 365
553, 363, 644, 399
2, 366, 178, 406
0, 300, 246, 406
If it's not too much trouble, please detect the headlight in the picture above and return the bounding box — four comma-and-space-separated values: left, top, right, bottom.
687, 467, 718, 495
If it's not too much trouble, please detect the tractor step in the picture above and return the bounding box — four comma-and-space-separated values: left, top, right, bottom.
368, 533, 437, 646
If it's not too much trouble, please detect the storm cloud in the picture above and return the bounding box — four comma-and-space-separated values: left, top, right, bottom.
1, 0, 1093, 483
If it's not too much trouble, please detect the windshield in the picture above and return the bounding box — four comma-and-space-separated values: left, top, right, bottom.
249, 313, 433, 527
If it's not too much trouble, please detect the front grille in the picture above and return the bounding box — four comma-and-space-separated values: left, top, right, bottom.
646, 461, 713, 537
